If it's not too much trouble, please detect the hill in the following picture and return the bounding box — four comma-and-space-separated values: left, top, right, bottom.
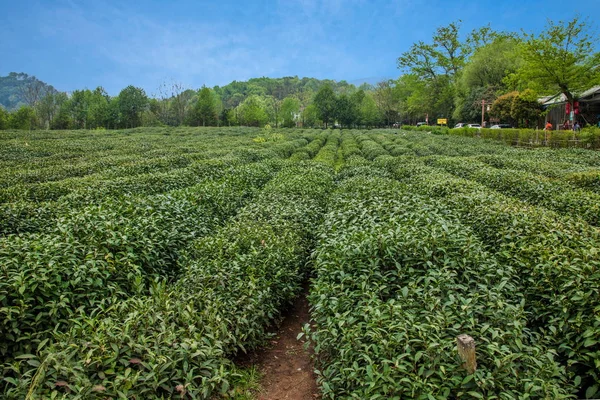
0, 72, 58, 111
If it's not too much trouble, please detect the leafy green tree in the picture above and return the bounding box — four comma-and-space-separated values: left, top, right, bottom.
302, 104, 319, 127
280, 96, 300, 128
118, 86, 148, 128
313, 85, 337, 128
36, 92, 67, 129
490, 91, 518, 124
335, 94, 357, 128
237, 95, 268, 127
88, 87, 111, 129
51, 100, 73, 130
106, 97, 121, 129
192, 86, 218, 126
517, 16, 600, 108
0, 107, 7, 129
359, 92, 381, 127
395, 74, 428, 123
69, 89, 92, 129
398, 21, 467, 80
265, 96, 282, 127
510, 89, 542, 128
453, 37, 522, 122
373, 81, 400, 127
220, 108, 235, 126
8, 105, 37, 130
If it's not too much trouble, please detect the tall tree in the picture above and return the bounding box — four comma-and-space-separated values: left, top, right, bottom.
36, 92, 67, 129
237, 95, 268, 127
88, 87, 111, 129
359, 92, 381, 127
280, 96, 300, 128
193, 86, 218, 126
69, 89, 92, 129
373, 80, 400, 127
0, 107, 7, 129
313, 85, 337, 128
18, 78, 50, 107
8, 106, 37, 130
517, 16, 600, 109
118, 86, 148, 128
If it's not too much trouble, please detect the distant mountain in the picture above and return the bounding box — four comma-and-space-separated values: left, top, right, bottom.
0, 72, 58, 110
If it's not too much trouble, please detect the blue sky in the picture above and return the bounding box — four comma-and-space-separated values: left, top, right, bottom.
1, 0, 598, 96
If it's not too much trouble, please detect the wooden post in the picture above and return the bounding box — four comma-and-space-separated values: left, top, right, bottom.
457, 334, 477, 374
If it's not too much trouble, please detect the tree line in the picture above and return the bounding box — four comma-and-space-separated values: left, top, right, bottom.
395, 16, 600, 127
1, 16, 598, 131
0, 75, 398, 130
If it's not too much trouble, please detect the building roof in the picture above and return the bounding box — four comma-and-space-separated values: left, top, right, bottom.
540, 86, 600, 106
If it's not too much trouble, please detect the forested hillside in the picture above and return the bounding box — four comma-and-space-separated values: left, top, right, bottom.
0, 73, 57, 111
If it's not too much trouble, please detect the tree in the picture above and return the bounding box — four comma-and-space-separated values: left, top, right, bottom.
335, 94, 357, 128
490, 91, 518, 124
280, 96, 300, 128
51, 101, 73, 130
8, 106, 37, 130
118, 86, 148, 128
265, 96, 282, 128
18, 78, 50, 107
237, 95, 268, 127
88, 87, 111, 129
517, 17, 600, 111
0, 107, 7, 129
398, 21, 468, 80
302, 104, 319, 128
360, 92, 381, 128
313, 85, 337, 128
510, 89, 542, 128
193, 86, 218, 126
453, 37, 522, 121
373, 80, 400, 127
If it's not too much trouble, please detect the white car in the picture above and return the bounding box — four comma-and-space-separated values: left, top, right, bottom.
467, 124, 481, 129
454, 123, 467, 128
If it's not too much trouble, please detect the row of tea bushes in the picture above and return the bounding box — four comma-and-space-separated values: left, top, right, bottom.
308, 170, 572, 398
426, 156, 600, 227
3, 163, 334, 399
289, 132, 328, 161
0, 160, 255, 236
470, 154, 600, 194
355, 134, 389, 160
382, 157, 600, 398
313, 132, 341, 167
0, 162, 280, 363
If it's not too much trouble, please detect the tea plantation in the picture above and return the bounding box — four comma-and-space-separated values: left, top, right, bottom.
1, 127, 599, 399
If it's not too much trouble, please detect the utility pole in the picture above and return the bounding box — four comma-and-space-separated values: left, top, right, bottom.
481, 100, 485, 127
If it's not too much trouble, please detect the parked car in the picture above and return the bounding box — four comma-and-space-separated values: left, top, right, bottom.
490, 124, 512, 129
454, 123, 467, 128
467, 123, 481, 129
416, 122, 428, 127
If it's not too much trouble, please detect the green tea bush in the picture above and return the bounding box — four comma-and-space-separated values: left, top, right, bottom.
0, 163, 278, 362
309, 172, 572, 398
427, 156, 600, 226
385, 158, 600, 397
3, 163, 334, 399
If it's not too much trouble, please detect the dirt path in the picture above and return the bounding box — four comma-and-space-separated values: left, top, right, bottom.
241, 287, 320, 400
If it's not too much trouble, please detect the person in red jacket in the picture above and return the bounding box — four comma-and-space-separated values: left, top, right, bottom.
544, 121, 553, 144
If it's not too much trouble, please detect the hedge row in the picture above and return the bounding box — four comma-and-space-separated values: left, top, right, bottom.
309, 169, 572, 398
2, 163, 334, 399
382, 156, 600, 397
425, 155, 600, 226
0, 162, 280, 364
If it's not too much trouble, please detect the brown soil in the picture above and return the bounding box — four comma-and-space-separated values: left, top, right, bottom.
239, 286, 320, 400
